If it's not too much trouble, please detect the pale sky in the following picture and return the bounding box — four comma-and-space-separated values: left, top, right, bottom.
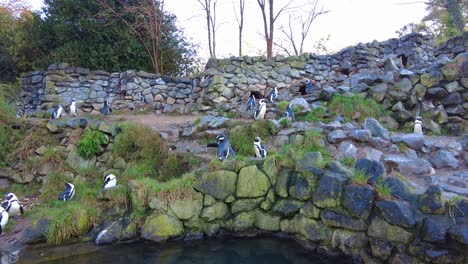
29, 0, 429, 59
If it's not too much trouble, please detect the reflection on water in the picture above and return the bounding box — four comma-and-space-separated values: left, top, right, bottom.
15, 237, 352, 264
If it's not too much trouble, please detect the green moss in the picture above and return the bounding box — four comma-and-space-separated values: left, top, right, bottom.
77, 129, 107, 159
329, 94, 388, 123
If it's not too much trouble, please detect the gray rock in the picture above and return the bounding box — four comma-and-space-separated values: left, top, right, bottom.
376, 200, 415, 228
290, 97, 311, 111
363, 118, 389, 140
348, 129, 372, 142
20, 218, 49, 244
327, 129, 348, 144
383, 155, 434, 176
429, 150, 459, 169
321, 209, 368, 231
196, 115, 230, 129
342, 184, 374, 219
337, 141, 357, 159
390, 133, 425, 150
354, 158, 385, 185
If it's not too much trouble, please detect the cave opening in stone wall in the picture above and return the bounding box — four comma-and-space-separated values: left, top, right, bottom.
250, 90, 263, 99
398, 54, 408, 67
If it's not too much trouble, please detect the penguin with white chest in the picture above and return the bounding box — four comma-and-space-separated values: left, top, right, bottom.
103, 174, 117, 189
267, 86, 278, 102
254, 137, 267, 158
70, 98, 77, 117
207, 134, 236, 161
0, 206, 9, 235
305, 78, 314, 94
253, 99, 267, 120
2, 193, 24, 216
58, 182, 75, 201
52, 104, 64, 119
284, 103, 296, 122
413, 116, 424, 135
101, 100, 112, 115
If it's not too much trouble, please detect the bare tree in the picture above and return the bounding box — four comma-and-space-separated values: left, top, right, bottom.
234, 0, 245, 56
99, 0, 165, 73
0, 0, 30, 16
277, 0, 329, 55
197, 0, 218, 58
257, 0, 294, 58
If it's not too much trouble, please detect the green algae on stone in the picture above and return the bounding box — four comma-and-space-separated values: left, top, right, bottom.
231, 197, 264, 214
368, 217, 413, 244
169, 191, 203, 220
263, 155, 279, 185
254, 209, 280, 231
236, 165, 271, 198
193, 170, 237, 200
201, 201, 228, 222
141, 214, 184, 242
294, 213, 332, 242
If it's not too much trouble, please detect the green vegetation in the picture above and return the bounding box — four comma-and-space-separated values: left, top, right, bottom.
208, 159, 223, 172
349, 169, 368, 185
298, 106, 329, 122
374, 179, 393, 200
447, 195, 464, 224
277, 101, 289, 111
0, 92, 23, 166
279, 118, 291, 128
329, 95, 387, 123
77, 129, 107, 159
8, 182, 40, 197
341, 156, 356, 167
229, 120, 278, 156
277, 130, 331, 166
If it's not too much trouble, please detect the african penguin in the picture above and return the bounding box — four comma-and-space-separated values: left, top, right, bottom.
53, 104, 64, 119
137, 92, 148, 104
254, 137, 267, 158
70, 98, 77, 117
0, 206, 9, 235
246, 95, 256, 111
268, 86, 278, 102
2, 193, 24, 216
254, 99, 267, 120
284, 103, 296, 122
58, 182, 75, 201
215, 134, 236, 161
413, 116, 423, 135
101, 100, 112, 115
305, 78, 314, 94
103, 174, 117, 189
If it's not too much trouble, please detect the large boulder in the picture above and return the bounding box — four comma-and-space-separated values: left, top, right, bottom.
383, 155, 434, 176
20, 218, 50, 244
313, 173, 346, 208
169, 191, 203, 220
272, 198, 305, 216
368, 216, 414, 244
275, 169, 291, 198
320, 209, 368, 231
288, 173, 314, 200
332, 229, 369, 255
390, 134, 425, 150
237, 165, 271, 198
141, 214, 184, 242
227, 211, 256, 232
193, 170, 237, 200
421, 215, 455, 243
428, 150, 459, 169
263, 155, 279, 185
342, 184, 375, 219
231, 197, 264, 214
254, 209, 280, 231
354, 158, 385, 185
362, 118, 390, 140
376, 200, 416, 228
419, 185, 445, 215
294, 213, 332, 242
95, 220, 136, 245
201, 201, 229, 222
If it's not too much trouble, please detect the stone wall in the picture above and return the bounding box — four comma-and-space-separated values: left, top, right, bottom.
19, 33, 467, 134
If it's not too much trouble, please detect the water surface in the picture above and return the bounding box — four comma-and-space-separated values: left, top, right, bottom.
18, 237, 352, 264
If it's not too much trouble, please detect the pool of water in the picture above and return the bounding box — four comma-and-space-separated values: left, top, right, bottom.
16, 237, 352, 264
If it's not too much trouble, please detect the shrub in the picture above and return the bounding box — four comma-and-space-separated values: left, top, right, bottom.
279, 118, 291, 128
277, 101, 289, 111
159, 154, 187, 182
229, 120, 277, 156
0, 93, 22, 166
329, 94, 387, 123
77, 129, 107, 159
349, 169, 368, 185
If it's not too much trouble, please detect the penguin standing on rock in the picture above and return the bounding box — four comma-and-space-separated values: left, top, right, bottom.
103, 174, 117, 189
207, 134, 236, 161
268, 86, 278, 102
254, 137, 267, 158
2, 193, 24, 216
246, 95, 256, 111
70, 98, 77, 117
0, 206, 9, 235
52, 104, 64, 119
254, 99, 267, 120
413, 116, 424, 135
305, 78, 314, 94
58, 182, 75, 201
101, 100, 112, 115
284, 103, 296, 122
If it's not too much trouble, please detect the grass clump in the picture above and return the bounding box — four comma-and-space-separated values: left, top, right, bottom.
229, 120, 277, 156
374, 179, 393, 200
341, 156, 356, 167
329, 94, 387, 123
298, 106, 329, 122
77, 129, 107, 159
349, 169, 368, 185
279, 118, 291, 128
277, 101, 289, 111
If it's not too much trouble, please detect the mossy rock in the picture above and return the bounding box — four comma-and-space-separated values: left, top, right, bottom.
141, 214, 184, 242
201, 201, 228, 222
226, 211, 256, 232
254, 209, 280, 231
275, 169, 291, 198
263, 155, 279, 185
169, 191, 203, 220
231, 197, 264, 214
294, 213, 332, 242
313, 173, 346, 208
260, 188, 276, 210
193, 170, 237, 200
236, 165, 271, 198
272, 198, 304, 217
368, 216, 413, 244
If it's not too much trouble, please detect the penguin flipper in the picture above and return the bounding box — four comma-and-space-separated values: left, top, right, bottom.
20, 206, 24, 215
207, 142, 219, 148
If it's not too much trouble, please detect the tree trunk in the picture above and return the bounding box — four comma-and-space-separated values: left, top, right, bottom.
205, 0, 213, 57
443, 0, 465, 33
267, 0, 274, 58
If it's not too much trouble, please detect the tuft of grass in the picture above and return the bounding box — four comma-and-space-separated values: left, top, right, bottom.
122, 161, 158, 182
447, 195, 464, 224
77, 129, 107, 159
349, 169, 368, 185
277, 101, 289, 111
159, 154, 188, 182
208, 159, 223, 172
329, 94, 388, 123
9, 182, 40, 197
374, 179, 393, 200
298, 106, 329, 122
229, 120, 277, 156
113, 124, 166, 162
279, 118, 291, 128
341, 156, 356, 167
